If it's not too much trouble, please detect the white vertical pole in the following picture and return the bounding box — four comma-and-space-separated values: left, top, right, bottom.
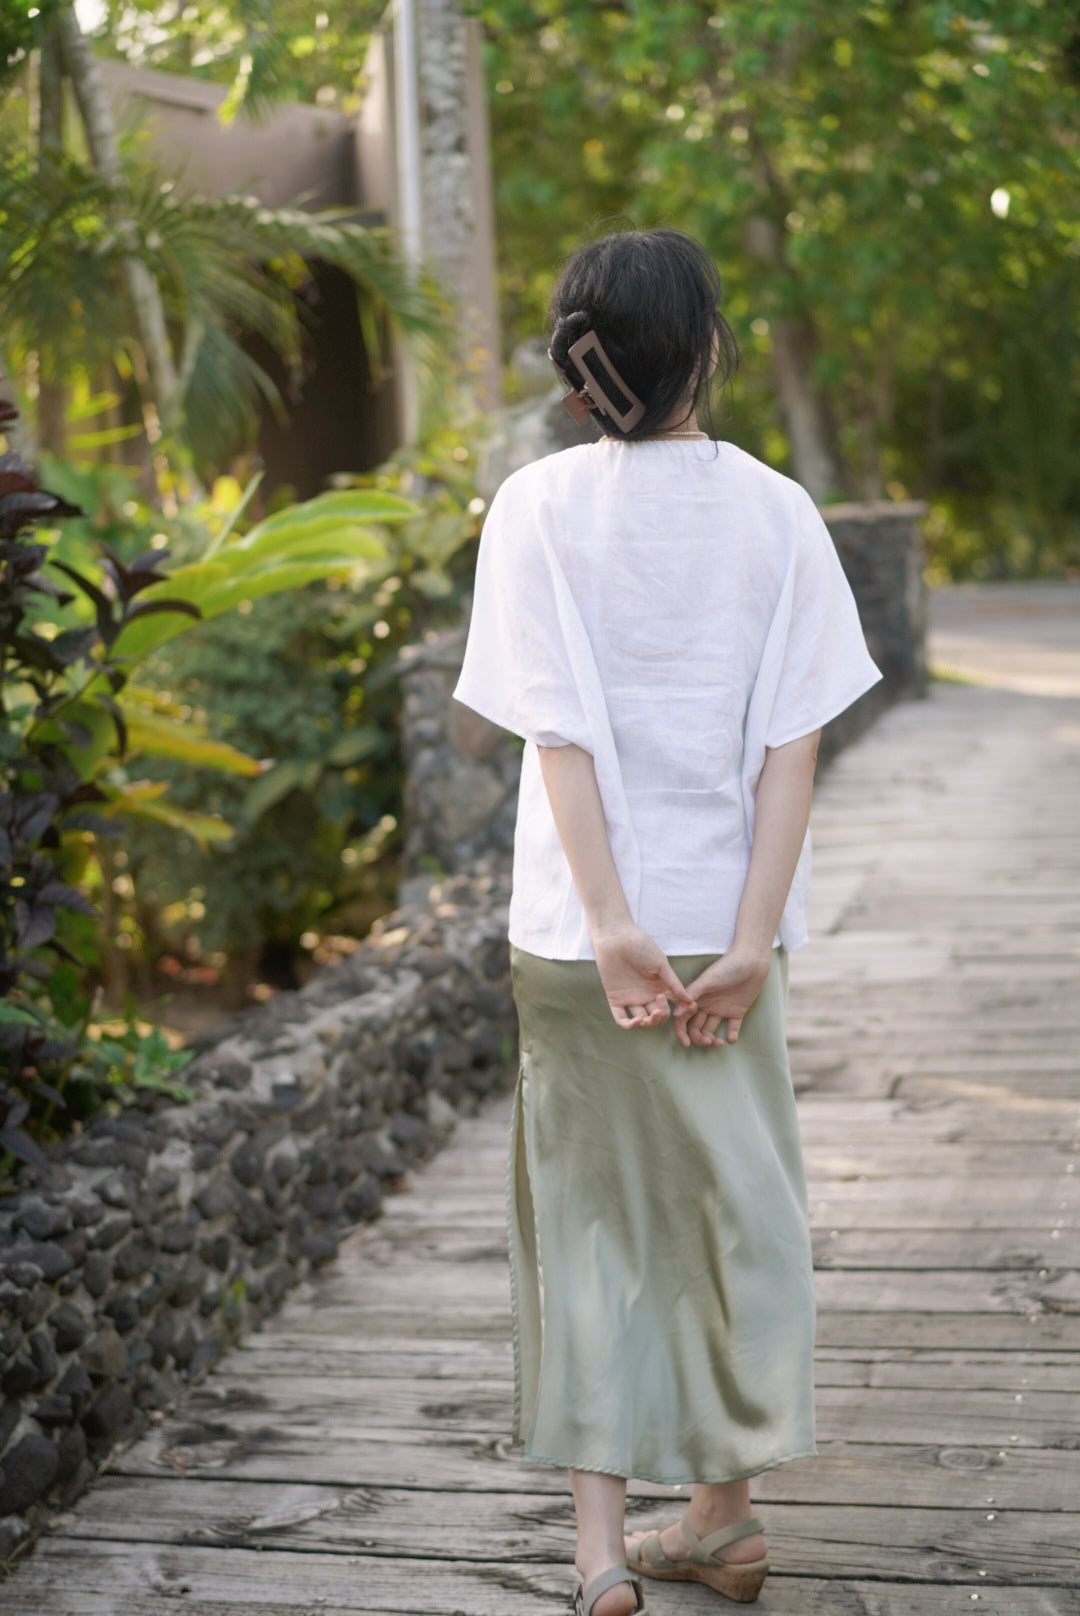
393, 0, 423, 442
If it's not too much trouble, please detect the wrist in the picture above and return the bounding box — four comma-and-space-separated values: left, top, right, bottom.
728, 932, 774, 970
587, 902, 635, 941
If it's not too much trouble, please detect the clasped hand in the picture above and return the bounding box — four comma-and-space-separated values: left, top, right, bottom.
593, 922, 771, 1048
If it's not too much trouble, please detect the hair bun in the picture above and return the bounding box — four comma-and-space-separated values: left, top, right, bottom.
551, 309, 592, 346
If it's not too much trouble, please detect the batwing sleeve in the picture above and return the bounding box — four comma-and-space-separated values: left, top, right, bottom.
452, 472, 592, 750
764, 493, 884, 749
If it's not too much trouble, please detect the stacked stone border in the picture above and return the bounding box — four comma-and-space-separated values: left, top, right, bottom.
0, 869, 515, 1565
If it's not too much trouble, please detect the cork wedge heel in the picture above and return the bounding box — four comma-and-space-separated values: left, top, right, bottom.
626, 1515, 770, 1604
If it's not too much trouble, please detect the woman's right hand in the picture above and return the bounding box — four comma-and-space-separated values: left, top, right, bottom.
593, 922, 697, 1033
675, 945, 772, 1047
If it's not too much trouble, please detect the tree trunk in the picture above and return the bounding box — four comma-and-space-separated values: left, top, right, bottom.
37, 16, 67, 455
415, 0, 499, 405
744, 211, 846, 503
58, 4, 179, 431
417, 0, 473, 314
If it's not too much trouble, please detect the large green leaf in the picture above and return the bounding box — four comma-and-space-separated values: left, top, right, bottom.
120, 709, 262, 775
224, 520, 388, 570
110, 538, 388, 659
98, 781, 235, 849
240, 489, 417, 541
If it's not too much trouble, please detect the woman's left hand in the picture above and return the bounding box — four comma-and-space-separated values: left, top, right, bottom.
674, 944, 772, 1046
592, 922, 697, 1032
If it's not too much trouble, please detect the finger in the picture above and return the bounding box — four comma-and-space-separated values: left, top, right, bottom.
643, 997, 670, 1027
658, 959, 696, 1012
688, 1012, 712, 1048
611, 1005, 642, 1029
726, 1015, 742, 1043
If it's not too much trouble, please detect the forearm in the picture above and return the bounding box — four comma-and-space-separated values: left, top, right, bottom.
536, 743, 630, 938
733, 730, 821, 957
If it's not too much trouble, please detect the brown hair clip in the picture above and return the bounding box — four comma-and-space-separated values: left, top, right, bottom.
554, 330, 646, 432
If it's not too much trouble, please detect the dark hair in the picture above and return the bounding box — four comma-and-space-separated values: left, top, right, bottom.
548, 228, 739, 440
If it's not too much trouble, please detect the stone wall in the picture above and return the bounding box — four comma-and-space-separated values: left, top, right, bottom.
0, 869, 514, 1562
818, 499, 928, 763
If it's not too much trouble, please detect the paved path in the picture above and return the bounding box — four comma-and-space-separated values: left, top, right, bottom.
7, 587, 1080, 1613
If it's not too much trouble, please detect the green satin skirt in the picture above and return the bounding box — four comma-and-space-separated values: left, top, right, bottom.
507, 945, 817, 1485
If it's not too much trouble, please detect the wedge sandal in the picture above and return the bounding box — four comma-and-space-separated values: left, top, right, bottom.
572, 1565, 650, 1616
626, 1515, 769, 1604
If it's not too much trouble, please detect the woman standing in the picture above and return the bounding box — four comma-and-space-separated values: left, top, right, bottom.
454, 228, 881, 1616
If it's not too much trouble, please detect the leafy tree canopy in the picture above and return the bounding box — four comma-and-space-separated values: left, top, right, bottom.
81, 0, 387, 116
473, 0, 1080, 566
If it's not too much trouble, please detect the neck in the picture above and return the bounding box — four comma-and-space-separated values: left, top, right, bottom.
643, 403, 704, 438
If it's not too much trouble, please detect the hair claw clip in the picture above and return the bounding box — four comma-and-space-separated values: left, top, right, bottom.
553, 332, 646, 432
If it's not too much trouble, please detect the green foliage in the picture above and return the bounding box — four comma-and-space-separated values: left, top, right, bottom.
0, 132, 446, 475
0, 398, 431, 1179
90, 0, 387, 117
0, 0, 51, 89
120, 419, 485, 971
474, 0, 1080, 573
80, 1012, 196, 1105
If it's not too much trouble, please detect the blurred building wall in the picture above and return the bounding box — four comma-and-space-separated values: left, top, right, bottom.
99, 9, 499, 494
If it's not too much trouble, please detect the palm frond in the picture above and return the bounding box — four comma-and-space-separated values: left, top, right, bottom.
0, 137, 449, 471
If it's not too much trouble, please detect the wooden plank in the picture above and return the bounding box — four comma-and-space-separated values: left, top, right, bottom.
278, 1264, 1080, 1315
8, 1554, 1079, 1616
814, 1312, 1080, 1351
258, 1303, 1080, 1353
811, 1228, 1080, 1269
107, 1435, 1080, 1511
417, 1141, 1080, 1178
48, 1485, 1080, 1584
239, 1340, 1080, 1394
124, 1376, 1080, 1454
327, 1218, 1080, 1270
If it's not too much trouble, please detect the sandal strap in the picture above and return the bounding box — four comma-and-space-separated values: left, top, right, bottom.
689, 1515, 765, 1559
579, 1566, 643, 1616
637, 1530, 674, 1570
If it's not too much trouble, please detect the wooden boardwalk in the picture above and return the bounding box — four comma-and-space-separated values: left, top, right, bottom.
7, 589, 1080, 1614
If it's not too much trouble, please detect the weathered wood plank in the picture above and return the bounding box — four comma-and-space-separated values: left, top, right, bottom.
324, 1217, 1080, 1270
239, 1339, 1080, 1393
7, 1541, 1080, 1615
112, 1381, 1077, 1473
50, 1484, 1080, 1584
277, 1263, 1080, 1315
106, 1436, 1080, 1511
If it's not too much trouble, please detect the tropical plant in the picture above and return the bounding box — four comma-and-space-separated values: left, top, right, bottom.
0, 138, 444, 470
115, 415, 485, 989
0, 399, 416, 1174
0, 1, 446, 472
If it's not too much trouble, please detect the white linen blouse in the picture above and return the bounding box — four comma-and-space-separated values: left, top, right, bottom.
453, 438, 882, 960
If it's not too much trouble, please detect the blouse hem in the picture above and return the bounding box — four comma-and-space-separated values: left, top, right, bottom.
765, 669, 883, 751
507, 936, 803, 962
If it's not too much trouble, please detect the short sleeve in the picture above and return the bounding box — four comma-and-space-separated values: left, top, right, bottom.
764, 495, 883, 749
453, 473, 591, 750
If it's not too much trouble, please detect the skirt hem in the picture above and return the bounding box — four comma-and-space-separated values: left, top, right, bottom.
512, 1439, 819, 1489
